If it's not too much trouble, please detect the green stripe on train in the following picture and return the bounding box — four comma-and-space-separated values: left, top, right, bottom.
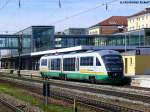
41, 71, 108, 80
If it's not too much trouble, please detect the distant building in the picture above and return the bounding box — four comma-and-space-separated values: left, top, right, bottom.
89, 16, 128, 35
64, 28, 87, 35
128, 8, 150, 31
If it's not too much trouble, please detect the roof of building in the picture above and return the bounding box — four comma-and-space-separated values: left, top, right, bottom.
15, 25, 54, 34
89, 16, 128, 28
129, 8, 150, 18
65, 28, 87, 30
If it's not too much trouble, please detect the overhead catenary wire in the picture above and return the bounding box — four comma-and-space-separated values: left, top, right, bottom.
51, 0, 120, 25
0, 0, 119, 33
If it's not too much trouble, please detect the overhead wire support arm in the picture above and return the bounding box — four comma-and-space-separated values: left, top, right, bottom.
18, 0, 21, 8
59, 0, 61, 8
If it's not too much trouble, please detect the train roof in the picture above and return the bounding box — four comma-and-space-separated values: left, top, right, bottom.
41, 50, 120, 59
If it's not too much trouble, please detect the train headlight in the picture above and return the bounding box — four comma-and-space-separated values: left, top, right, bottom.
107, 68, 111, 71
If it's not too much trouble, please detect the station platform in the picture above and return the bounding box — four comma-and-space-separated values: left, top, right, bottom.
130, 75, 150, 88
0, 69, 40, 77
0, 69, 150, 88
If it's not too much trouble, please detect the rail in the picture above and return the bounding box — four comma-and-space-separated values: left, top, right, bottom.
0, 97, 24, 112
0, 74, 146, 112
0, 73, 150, 104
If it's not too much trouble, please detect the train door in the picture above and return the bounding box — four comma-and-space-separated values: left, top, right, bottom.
48, 58, 51, 70
61, 56, 63, 73
76, 57, 79, 71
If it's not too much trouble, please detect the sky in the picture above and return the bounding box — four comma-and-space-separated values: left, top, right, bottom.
0, 0, 150, 33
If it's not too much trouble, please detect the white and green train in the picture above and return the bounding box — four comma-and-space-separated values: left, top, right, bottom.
40, 50, 124, 83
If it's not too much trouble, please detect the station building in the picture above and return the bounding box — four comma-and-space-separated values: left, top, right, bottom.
122, 49, 150, 76
0, 26, 150, 72
0, 26, 55, 70
55, 28, 150, 48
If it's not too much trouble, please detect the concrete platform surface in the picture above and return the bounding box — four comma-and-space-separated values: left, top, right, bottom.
0, 69, 40, 77
130, 75, 150, 88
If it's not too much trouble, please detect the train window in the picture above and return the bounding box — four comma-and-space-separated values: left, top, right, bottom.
41, 59, 47, 66
96, 58, 101, 66
51, 58, 61, 70
63, 58, 75, 71
102, 55, 123, 64
80, 57, 93, 66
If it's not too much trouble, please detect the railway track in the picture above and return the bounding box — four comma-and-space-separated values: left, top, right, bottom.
0, 97, 24, 112
2, 73, 150, 105
0, 74, 147, 112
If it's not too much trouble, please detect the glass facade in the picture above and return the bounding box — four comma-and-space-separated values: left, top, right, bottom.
145, 28, 150, 45
0, 35, 19, 49
55, 35, 94, 48
55, 28, 149, 48
16, 26, 55, 54
94, 29, 145, 46
1, 27, 150, 70
32, 26, 54, 52
64, 28, 87, 35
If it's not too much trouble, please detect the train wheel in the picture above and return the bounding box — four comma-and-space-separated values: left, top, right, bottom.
63, 74, 67, 81
59, 74, 67, 80
89, 76, 96, 84
59, 74, 63, 80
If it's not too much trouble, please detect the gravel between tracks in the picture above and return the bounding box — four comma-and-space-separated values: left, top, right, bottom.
0, 93, 43, 112
1, 76, 150, 112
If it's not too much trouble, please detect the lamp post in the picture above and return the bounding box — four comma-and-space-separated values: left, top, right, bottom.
124, 27, 128, 52
139, 29, 141, 47
125, 32, 127, 52
18, 33, 23, 77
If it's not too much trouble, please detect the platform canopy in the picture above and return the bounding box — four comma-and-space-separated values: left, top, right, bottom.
30, 45, 141, 56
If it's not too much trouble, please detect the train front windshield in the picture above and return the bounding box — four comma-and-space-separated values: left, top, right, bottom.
102, 55, 123, 72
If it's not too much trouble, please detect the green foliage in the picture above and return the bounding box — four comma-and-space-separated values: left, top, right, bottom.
0, 84, 72, 112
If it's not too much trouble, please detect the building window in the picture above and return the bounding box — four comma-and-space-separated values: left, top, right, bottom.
133, 27, 134, 30
80, 57, 93, 66
51, 58, 61, 70
41, 59, 47, 66
63, 58, 75, 71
